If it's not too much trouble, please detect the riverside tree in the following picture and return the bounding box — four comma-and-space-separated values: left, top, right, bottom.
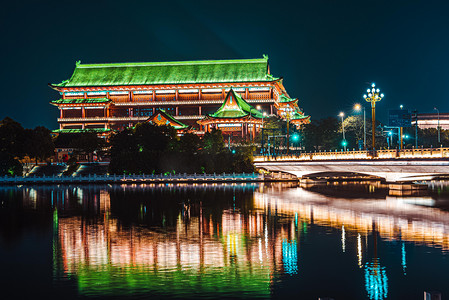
108, 123, 255, 175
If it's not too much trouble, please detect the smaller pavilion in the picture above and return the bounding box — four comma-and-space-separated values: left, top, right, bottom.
147, 109, 189, 134
275, 94, 311, 127
198, 89, 264, 140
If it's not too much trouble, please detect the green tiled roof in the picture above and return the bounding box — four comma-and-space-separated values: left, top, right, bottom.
278, 94, 297, 103
52, 128, 112, 134
52, 57, 277, 87
291, 107, 310, 121
50, 98, 111, 105
209, 89, 264, 119
148, 109, 189, 129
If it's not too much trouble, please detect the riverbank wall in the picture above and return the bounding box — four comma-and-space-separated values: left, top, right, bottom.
0, 172, 298, 185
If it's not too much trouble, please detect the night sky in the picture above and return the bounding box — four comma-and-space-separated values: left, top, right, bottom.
1, 0, 448, 129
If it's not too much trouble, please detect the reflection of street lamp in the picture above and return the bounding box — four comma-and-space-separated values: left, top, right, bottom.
354, 103, 366, 150
339, 112, 346, 151
434, 107, 440, 145
363, 83, 384, 151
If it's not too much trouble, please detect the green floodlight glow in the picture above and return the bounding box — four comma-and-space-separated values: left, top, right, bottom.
341, 140, 348, 147
232, 149, 236, 154
292, 134, 299, 141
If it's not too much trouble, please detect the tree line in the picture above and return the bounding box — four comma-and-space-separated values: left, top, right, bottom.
300, 115, 449, 151
0, 117, 256, 176
108, 123, 255, 174
0, 117, 54, 176
0, 117, 106, 176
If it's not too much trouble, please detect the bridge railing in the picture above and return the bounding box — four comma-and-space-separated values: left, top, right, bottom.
254, 147, 449, 162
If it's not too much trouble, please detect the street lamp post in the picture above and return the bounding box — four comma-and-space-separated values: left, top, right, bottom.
339, 112, 346, 151
400, 105, 404, 150
284, 106, 293, 155
354, 103, 366, 150
434, 107, 440, 145
363, 83, 384, 151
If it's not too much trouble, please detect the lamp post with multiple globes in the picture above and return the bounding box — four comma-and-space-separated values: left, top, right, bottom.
363, 83, 384, 151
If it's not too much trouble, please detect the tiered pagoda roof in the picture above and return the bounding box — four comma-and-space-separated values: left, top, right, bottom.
201, 89, 264, 121
276, 93, 311, 124
147, 110, 189, 130
52, 128, 111, 134
51, 56, 277, 88
50, 98, 111, 105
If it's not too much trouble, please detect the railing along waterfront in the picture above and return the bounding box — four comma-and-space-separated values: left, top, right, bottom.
254, 147, 449, 162
0, 172, 296, 185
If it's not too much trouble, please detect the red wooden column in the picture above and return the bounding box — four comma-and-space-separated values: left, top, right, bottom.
129, 91, 134, 102
152, 91, 156, 101
245, 88, 249, 99
198, 89, 202, 100
199, 106, 202, 115
252, 122, 256, 140
176, 106, 179, 116
175, 90, 179, 101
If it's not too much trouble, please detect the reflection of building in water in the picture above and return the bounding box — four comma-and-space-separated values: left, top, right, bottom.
254, 188, 449, 251
53, 186, 300, 297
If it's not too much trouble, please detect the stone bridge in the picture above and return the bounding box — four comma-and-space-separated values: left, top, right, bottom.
255, 159, 449, 182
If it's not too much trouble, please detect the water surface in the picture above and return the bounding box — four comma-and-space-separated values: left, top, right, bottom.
1, 182, 449, 299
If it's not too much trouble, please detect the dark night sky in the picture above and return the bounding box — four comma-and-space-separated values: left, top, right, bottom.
1, 0, 448, 129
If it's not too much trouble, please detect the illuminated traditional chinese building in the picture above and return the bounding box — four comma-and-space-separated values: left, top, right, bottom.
275, 94, 311, 127
146, 109, 189, 134
198, 89, 264, 139
49, 55, 310, 134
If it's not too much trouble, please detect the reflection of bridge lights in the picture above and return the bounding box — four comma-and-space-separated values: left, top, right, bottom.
282, 239, 298, 275
341, 225, 346, 252
364, 260, 388, 300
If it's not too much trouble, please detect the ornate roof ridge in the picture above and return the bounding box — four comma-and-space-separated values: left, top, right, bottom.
77, 57, 268, 69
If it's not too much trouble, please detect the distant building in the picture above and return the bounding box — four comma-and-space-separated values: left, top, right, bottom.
49, 56, 310, 137
413, 113, 449, 130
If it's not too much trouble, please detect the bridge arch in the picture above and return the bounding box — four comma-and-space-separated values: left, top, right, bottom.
255, 160, 449, 182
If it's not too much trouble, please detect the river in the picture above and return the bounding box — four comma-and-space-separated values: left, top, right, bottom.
1, 181, 449, 299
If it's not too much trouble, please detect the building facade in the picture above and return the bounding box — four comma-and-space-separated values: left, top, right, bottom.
50, 56, 309, 134
414, 112, 449, 130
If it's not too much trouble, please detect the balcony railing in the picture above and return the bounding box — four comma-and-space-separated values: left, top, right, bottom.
113, 98, 274, 106
58, 115, 203, 122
